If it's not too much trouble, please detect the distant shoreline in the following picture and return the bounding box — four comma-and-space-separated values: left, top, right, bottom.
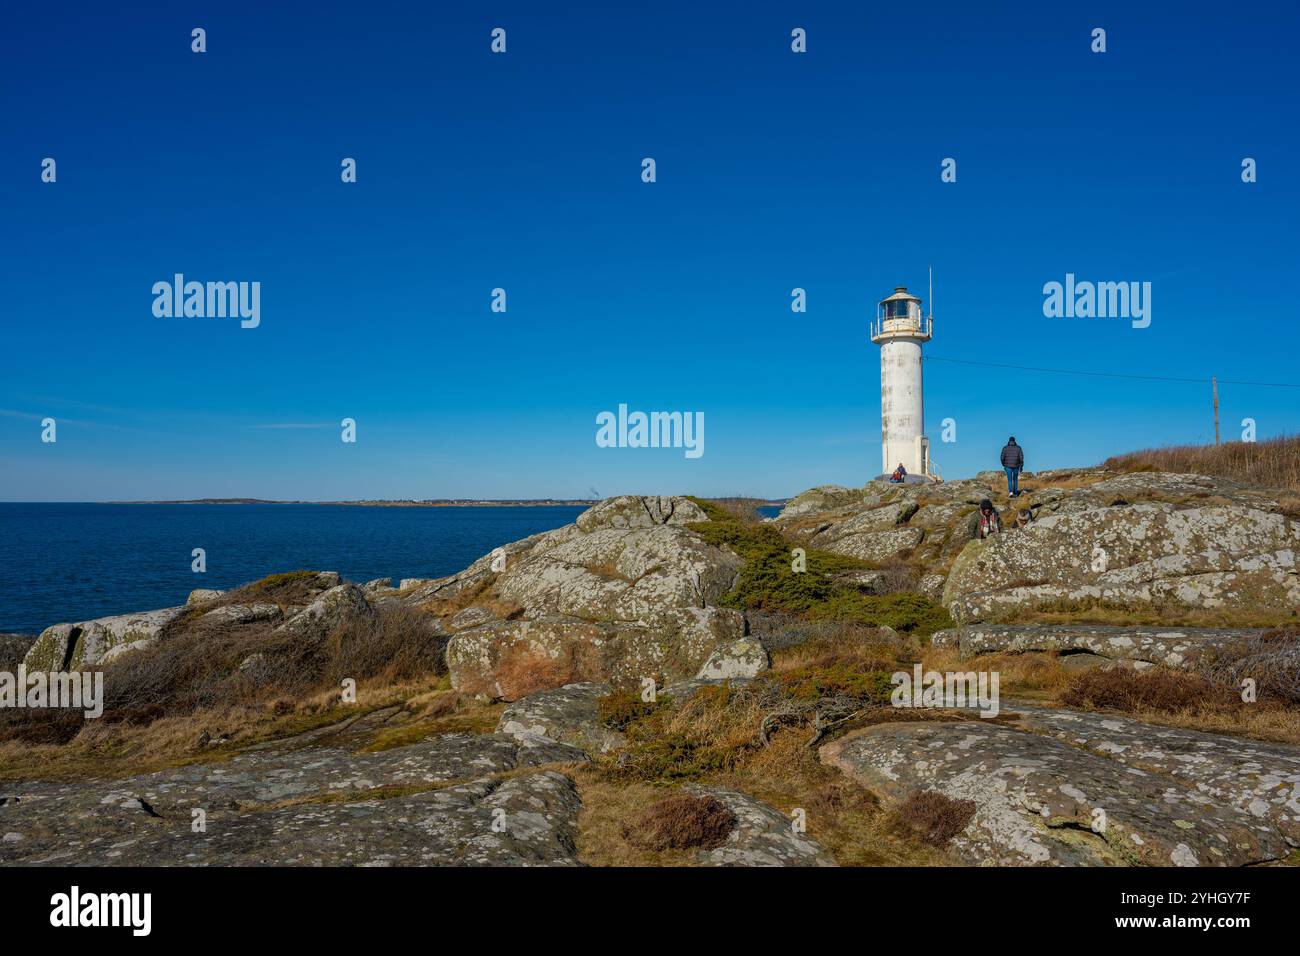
102, 499, 601, 507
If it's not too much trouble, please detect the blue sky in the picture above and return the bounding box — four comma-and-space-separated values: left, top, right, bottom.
2, 1, 1297, 501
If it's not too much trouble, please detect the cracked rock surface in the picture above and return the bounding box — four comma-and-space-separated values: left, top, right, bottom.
821, 710, 1300, 867
0, 733, 587, 866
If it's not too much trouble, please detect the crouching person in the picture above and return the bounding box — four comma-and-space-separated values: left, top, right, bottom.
976, 498, 1002, 539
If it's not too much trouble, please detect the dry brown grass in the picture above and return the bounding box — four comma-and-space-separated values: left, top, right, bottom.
921, 646, 1073, 701
1061, 667, 1236, 712
1104, 434, 1300, 492
1014, 599, 1297, 630
490, 642, 602, 701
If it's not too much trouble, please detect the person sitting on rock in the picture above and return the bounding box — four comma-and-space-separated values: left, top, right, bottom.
890, 463, 907, 483
977, 498, 1002, 538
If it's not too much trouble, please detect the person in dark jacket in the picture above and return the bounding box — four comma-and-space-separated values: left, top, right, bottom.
890, 463, 907, 483
1000, 437, 1024, 497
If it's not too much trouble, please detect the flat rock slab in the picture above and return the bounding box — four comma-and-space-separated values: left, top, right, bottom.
684, 784, 836, 867
821, 716, 1297, 866
931, 624, 1261, 669
1005, 705, 1300, 846
5, 771, 583, 867
497, 682, 626, 754
0, 733, 587, 865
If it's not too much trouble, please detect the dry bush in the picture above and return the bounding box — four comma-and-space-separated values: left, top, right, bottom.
621, 793, 737, 851
1060, 667, 1237, 714
890, 790, 976, 847
1103, 434, 1300, 492
1200, 627, 1300, 706
99, 601, 446, 723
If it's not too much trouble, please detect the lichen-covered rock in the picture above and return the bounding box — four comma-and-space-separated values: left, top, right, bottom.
273, 583, 374, 640
20, 623, 77, 672
444, 496, 746, 697
574, 494, 708, 532
695, 637, 768, 680
943, 502, 1300, 623
447, 608, 745, 700
821, 716, 1298, 866
1006, 704, 1300, 847
186, 588, 225, 605
496, 682, 625, 754
201, 603, 283, 627
0, 733, 587, 866
682, 785, 836, 866
821, 526, 925, 562
24, 608, 185, 671
930, 623, 1261, 669
777, 485, 868, 519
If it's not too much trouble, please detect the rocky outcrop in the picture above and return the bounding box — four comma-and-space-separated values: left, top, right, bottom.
821, 711, 1300, 866
779, 470, 1299, 627
273, 583, 374, 641
442, 496, 748, 698
943, 500, 1300, 623
931, 623, 1261, 669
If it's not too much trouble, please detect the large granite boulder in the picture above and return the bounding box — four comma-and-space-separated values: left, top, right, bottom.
23, 607, 185, 671
444, 496, 747, 698
273, 583, 374, 641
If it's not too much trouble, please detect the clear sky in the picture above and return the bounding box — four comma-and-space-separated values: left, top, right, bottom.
2, 1, 1297, 501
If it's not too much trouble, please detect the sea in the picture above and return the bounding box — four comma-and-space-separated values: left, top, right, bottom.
0, 503, 590, 635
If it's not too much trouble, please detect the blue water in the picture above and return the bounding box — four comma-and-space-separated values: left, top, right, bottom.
0, 504, 587, 634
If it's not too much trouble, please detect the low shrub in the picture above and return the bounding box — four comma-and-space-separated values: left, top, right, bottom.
621, 793, 737, 851
891, 789, 976, 847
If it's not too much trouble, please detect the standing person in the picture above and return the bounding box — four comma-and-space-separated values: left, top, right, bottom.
890, 463, 907, 483
1000, 436, 1024, 497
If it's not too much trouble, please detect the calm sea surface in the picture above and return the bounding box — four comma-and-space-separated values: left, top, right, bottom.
0, 503, 588, 634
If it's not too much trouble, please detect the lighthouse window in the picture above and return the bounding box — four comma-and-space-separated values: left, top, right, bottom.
886, 301, 912, 319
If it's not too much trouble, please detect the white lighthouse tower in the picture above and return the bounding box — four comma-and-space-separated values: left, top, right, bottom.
870, 281, 934, 479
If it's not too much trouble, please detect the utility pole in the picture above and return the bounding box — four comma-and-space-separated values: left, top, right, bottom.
1212, 376, 1220, 445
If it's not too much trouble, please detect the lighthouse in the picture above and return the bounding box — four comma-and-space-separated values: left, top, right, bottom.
870, 283, 934, 479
